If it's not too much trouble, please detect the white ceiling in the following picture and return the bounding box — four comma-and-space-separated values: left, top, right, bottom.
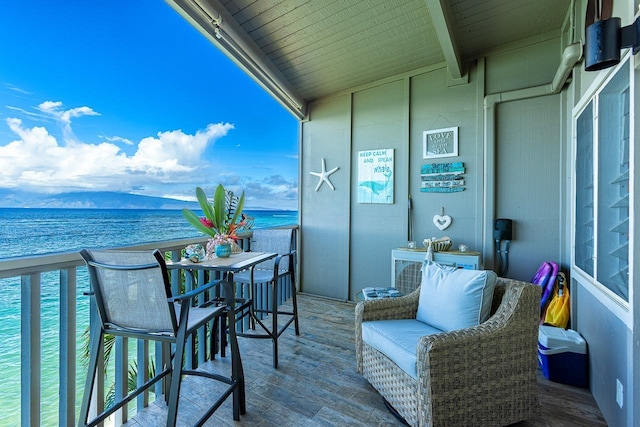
167, 0, 573, 118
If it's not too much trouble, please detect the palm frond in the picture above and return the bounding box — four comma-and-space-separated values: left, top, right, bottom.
80, 327, 115, 374
105, 359, 156, 409
227, 191, 245, 228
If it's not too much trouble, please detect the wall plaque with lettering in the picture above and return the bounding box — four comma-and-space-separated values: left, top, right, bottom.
423, 127, 458, 159
357, 148, 394, 204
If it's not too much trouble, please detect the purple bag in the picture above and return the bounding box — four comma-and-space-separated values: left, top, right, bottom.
531, 262, 551, 287
531, 262, 557, 314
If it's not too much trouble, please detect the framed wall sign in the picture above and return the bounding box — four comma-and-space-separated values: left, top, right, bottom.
423, 127, 458, 159
420, 162, 466, 193
357, 148, 394, 204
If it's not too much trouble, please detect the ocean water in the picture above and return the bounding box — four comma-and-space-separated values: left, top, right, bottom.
0, 208, 297, 425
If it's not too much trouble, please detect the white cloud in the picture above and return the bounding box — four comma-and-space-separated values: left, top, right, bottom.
100, 135, 134, 145
5, 105, 53, 122
0, 100, 298, 209
133, 124, 232, 168
4, 83, 31, 95
240, 176, 298, 209
0, 115, 234, 193
37, 101, 100, 143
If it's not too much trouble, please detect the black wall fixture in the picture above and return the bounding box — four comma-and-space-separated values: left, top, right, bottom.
494, 218, 513, 277
585, 0, 640, 71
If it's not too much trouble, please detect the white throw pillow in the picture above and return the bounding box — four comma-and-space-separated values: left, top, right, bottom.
416, 261, 497, 332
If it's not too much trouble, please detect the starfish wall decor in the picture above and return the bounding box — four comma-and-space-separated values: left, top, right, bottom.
310, 158, 339, 191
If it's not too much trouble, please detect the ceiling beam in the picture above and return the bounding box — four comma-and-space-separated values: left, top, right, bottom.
165, 0, 307, 119
425, 0, 464, 79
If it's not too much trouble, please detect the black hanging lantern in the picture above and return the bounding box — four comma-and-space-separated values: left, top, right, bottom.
585, 17, 621, 71
584, 0, 640, 71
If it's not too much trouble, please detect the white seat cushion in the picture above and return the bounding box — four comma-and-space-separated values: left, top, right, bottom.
362, 319, 444, 379
416, 262, 497, 332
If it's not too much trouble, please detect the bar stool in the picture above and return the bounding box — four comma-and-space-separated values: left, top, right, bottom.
233, 228, 299, 368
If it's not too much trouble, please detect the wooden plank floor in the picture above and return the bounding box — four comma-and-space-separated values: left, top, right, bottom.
123, 294, 607, 426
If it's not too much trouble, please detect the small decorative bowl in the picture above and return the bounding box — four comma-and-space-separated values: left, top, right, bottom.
433, 240, 452, 252
423, 238, 452, 252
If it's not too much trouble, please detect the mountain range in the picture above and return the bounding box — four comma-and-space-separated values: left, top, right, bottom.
0, 189, 200, 210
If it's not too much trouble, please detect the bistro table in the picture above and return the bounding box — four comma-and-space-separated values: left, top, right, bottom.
167, 251, 277, 279
166, 251, 277, 356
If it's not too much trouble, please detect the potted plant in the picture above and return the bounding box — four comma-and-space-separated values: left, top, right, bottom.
182, 184, 252, 258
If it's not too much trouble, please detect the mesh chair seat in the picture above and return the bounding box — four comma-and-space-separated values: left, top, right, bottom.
177, 305, 223, 333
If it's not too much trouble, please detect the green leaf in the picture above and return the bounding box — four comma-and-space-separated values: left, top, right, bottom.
195, 187, 214, 222
182, 208, 216, 237
213, 184, 227, 233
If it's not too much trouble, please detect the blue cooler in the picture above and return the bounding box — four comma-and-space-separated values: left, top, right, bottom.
538, 326, 588, 388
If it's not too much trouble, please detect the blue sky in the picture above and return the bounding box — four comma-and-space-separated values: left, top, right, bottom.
0, 1, 299, 210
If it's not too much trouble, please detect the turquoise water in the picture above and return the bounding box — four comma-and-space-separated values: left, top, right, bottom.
0, 208, 297, 425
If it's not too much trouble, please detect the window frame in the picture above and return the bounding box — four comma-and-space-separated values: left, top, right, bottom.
571, 52, 634, 323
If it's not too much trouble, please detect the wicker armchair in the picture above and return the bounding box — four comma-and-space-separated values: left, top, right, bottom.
355, 277, 541, 426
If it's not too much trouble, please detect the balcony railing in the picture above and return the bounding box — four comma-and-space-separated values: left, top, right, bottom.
0, 227, 297, 426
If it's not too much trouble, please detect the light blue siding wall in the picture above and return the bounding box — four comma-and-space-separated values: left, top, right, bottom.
300, 2, 639, 424
409, 64, 484, 261
349, 80, 407, 300
568, 1, 637, 424
494, 96, 562, 279
301, 40, 566, 296
576, 284, 629, 427
300, 95, 352, 300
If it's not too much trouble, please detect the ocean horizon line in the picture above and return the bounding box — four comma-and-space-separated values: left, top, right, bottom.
0, 206, 298, 212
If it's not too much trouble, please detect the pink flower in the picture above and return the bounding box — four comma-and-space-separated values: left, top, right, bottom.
200, 217, 214, 228
212, 234, 233, 245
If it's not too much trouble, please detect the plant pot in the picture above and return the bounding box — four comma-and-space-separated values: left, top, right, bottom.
215, 243, 232, 258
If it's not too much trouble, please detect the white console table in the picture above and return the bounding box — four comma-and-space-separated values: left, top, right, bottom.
391, 248, 483, 294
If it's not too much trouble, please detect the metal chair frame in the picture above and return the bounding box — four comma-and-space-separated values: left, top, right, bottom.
78, 249, 245, 427
234, 229, 300, 368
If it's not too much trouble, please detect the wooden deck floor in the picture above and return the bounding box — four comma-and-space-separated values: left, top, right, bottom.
123, 294, 607, 426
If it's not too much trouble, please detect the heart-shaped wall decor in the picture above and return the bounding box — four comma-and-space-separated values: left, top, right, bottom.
433, 214, 452, 231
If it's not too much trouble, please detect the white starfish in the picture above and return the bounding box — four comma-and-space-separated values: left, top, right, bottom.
309, 158, 339, 191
